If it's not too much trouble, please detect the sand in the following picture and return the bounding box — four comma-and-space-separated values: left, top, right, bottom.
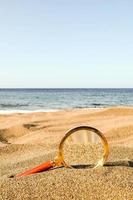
0, 107, 133, 200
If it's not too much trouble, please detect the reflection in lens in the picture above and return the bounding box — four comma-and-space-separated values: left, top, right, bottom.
62, 128, 104, 168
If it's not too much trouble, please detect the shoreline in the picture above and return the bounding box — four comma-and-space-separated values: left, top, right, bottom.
0, 106, 133, 114
0, 105, 133, 113
0, 108, 104, 114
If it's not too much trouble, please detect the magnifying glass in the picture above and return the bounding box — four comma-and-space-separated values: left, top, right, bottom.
16, 126, 109, 177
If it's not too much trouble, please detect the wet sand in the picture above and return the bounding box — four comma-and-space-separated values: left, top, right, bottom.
0, 107, 133, 200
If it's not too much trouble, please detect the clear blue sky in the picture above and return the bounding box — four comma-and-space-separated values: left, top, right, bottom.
0, 0, 133, 88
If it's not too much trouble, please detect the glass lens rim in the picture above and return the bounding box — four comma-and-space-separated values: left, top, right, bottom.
58, 125, 109, 168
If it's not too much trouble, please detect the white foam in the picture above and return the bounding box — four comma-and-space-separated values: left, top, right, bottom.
0, 109, 59, 114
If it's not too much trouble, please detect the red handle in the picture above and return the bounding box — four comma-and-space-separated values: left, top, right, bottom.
16, 161, 54, 177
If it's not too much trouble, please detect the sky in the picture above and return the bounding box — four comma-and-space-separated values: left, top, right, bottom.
0, 0, 133, 88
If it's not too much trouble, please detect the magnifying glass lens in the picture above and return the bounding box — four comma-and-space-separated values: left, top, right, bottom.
62, 128, 104, 168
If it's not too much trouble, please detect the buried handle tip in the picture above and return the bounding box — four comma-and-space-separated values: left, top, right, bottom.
15, 161, 54, 177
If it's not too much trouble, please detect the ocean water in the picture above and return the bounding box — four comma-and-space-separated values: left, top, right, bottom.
0, 88, 133, 112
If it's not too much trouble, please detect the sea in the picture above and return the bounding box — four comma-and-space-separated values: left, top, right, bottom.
0, 88, 133, 113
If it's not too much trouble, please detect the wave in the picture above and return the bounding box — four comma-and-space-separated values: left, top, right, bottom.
91, 103, 106, 107
73, 103, 106, 109
0, 103, 29, 108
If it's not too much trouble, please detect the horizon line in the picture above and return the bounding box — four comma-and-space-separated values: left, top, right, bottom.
0, 87, 133, 89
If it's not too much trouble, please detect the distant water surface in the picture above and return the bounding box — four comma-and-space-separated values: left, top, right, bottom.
0, 88, 133, 112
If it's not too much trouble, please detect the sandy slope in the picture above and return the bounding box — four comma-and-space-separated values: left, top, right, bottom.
0, 107, 133, 200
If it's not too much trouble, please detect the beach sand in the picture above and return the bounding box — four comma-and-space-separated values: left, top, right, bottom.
0, 107, 133, 200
